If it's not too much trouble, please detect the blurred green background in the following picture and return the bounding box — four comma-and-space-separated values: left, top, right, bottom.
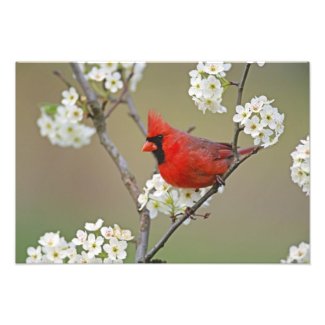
16, 62, 309, 263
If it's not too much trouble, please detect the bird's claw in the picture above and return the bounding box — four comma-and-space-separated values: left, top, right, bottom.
216, 175, 225, 186
185, 207, 210, 220
185, 207, 193, 216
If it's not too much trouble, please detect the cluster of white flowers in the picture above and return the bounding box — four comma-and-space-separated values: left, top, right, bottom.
233, 95, 284, 148
37, 87, 96, 148
281, 241, 310, 264
26, 218, 133, 264
83, 62, 146, 93
138, 174, 221, 225
290, 136, 310, 196
188, 62, 231, 114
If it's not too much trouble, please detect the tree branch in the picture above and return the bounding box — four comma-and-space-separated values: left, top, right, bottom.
122, 91, 150, 261
233, 63, 251, 160
145, 63, 256, 262
70, 62, 150, 263
126, 93, 147, 137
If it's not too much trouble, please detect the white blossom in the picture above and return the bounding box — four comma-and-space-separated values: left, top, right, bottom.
100, 62, 118, 74
61, 87, 79, 106
85, 218, 104, 231
290, 136, 310, 195
37, 114, 56, 137
87, 66, 107, 81
260, 105, 278, 129
253, 128, 273, 146
189, 75, 204, 98
66, 105, 84, 123
75, 251, 101, 264
100, 226, 114, 240
189, 62, 206, 78
38, 232, 60, 248
103, 237, 127, 261
104, 72, 123, 93
189, 62, 231, 114
26, 246, 42, 263
195, 94, 226, 114
281, 242, 310, 263
202, 75, 222, 98
243, 116, 263, 137
72, 230, 88, 246
66, 244, 78, 263
146, 197, 164, 219
236, 96, 284, 148
43, 246, 66, 263
249, 95, 273, 113
204, 62, 231, 77
56, 105, 70, 124
129, 63, 146, 92
138, 187, 150, 210
113, 224, 134, 241
233, 104, 252, 124
179, 188, 201, 206
82, 234, 104, 258
103, 257, 123, 264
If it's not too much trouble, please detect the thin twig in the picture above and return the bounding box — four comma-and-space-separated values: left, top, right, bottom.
104, 87, 128, 118
126, 93, 147, 137
53, 70, 73, 88
233, 63, 251, 160
186, 126, 196, 134
104, 66, 135, 119
70, 62, 150, 263
230, 81, 239, 87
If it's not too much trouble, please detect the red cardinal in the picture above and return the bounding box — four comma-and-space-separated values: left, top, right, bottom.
142, 111, 255, 189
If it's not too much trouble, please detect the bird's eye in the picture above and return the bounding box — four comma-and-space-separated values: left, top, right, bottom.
157, 135, 163, 139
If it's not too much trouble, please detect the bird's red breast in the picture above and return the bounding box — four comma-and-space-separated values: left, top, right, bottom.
142, 111, 253, 188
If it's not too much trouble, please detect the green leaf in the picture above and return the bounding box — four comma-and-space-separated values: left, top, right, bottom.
89, 80, 109, 98
41, 103, 58, 117
98, 251, 108, 259
219, 77, 231, 91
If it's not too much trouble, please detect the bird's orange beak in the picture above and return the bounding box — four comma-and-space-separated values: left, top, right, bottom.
142, 141, 157, 152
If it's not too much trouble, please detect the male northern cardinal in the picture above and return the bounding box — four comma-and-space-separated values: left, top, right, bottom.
142, 111, 255, 189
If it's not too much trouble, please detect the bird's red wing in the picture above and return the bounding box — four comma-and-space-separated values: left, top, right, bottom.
183, 136, 234, 175
186, 136, 233, 160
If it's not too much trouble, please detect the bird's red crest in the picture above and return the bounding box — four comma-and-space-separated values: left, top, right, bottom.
147, 110, 172, 137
